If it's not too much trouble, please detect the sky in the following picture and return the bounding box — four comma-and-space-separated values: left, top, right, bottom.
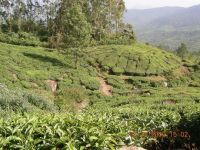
125, 0, 200, 9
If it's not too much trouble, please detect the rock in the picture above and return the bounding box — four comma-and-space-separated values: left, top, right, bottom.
163, 81, 168, 87
133, 86, 142, 94
31, 82, 38, 88
0, 83, 4, 88
12, 74, 18, 82
143, 90, 151, 96
74, 100, 88, 113
163, 99, 176, 105
45, 80, 57, 92
144, 92, 151, 96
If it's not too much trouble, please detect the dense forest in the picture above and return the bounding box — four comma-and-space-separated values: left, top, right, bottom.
0, 0, 135, 48
0, 0, 200, 149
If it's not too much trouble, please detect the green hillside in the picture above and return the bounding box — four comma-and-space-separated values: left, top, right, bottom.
0, 42, 200, 149
0, 42, 181, 93
86, 43, 181, 75
124, 5, 200, 51
0, 0, 200, 149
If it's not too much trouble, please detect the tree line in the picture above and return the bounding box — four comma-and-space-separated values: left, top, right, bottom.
0, 0, 135, 48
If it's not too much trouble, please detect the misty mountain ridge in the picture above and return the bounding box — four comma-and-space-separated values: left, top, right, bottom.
125, 4, 200, 51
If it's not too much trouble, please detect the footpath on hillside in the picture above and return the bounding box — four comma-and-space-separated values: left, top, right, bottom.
98, 76, 112, 96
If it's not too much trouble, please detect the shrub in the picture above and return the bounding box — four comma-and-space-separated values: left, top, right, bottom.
0, 87, 57, 112
56, 87, 88, 111
0, 32, 42, 47
80, 76, 100, 90
58, 79, 73, 89
177, 112, 200, 147
106, 76, 125, 89
156, 112, 200, 149
97, 31, 136, 45
112, 67, 124, 75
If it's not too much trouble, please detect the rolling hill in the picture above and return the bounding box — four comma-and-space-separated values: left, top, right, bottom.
0, 42, 200, 148
124, 5, 200, 51
0, 42, 181, 91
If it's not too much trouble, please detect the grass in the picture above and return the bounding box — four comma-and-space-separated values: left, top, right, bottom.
0, 87, 57, 112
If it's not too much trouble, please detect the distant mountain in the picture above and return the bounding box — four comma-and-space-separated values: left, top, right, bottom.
124, 5, 200, 51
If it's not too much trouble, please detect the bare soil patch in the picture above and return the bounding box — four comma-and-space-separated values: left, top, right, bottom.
45, 80, 58, 92
173, 66, 190, 78
74, 100, 88, 113
162, 99, 176, 105
146, 76, 166, 81
99, 77, 112, 96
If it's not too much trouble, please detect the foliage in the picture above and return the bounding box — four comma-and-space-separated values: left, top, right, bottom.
0, 87, 57, 112
0, 42, 199, 149
0, 103, 199, 149
80, 76, 100, 90
57, 1, 92, 47
86, 43, 181, 76
0, 111, 180, 149
177, 112, 200, 147
0, 32, 42, 47
0, 0, 135, 48
56, 87, 88, 111
176, 43, 189, 59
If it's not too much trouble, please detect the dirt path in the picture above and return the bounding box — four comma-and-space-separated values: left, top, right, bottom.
74, 76, 112, 112
99, 77, 112, 96
74, 100, 88, 113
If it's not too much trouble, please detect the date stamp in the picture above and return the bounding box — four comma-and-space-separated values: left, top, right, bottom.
129, 130, 190, 139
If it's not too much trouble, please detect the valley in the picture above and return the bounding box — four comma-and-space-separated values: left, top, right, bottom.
125, 5, 200, 51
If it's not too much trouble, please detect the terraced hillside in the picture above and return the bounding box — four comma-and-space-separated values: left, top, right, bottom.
0, 42, 200, 149
86, 43, 181, 75
0, 42, 181, 92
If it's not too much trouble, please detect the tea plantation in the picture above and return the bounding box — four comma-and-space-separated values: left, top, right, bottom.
0, 42, 199, 149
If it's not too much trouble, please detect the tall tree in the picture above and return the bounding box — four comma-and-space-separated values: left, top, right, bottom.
54, 0, 92, 47
0, 0, 14, 32
0, 0, 134, 47
176, 43, 189, 59
12, 0, 26, 32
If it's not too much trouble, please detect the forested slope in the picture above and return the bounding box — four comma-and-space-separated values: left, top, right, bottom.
124, 5, 200, 51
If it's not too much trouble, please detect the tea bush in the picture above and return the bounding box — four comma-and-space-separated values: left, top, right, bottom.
56, 87, 88, 111
0, 42, 199, 149
0, 32, 42, 47
0, 87, 57, 112
0, 111, 182, 149
80, 76, 100, 90
85, 44, 181, 76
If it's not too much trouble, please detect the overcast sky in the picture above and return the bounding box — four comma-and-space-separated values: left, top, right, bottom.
125, 0, 200, 9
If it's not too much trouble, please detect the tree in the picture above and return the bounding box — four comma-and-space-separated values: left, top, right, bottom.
0, 0, 14, 32
12, 0, 26, 32
0, 0, 135, 47
112, 0, 125, 33
55, 0, 92, 47
176, 43, 189, 59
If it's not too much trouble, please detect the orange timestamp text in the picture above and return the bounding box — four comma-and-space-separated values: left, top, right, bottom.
129, 130, 190, 139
